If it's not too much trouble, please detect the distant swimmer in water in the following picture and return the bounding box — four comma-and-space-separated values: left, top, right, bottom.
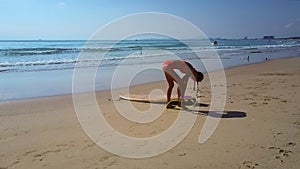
162, 60, 203, 107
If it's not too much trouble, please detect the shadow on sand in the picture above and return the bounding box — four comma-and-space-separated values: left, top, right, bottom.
168, 101, 246, 118
121, 98, 246, 119
187, 109, 247, 118
195, 102, 210, 107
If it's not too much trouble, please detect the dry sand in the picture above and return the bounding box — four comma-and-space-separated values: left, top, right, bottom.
0, 57, 299, 169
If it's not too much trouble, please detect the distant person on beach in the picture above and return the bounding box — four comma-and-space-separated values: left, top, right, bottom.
162, 60, 203, 107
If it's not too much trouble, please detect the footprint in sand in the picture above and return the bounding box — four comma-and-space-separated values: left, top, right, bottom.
32, 149, 62, 162
178, 152, 186, 157
0, 161, 20, 169
269, 146, 293, 163
286, 142, 296, 146
273, 132, 283, 140
293, 120, 300, 128
81, 143, 96, 151
248, 101, 257, 106
56, 143, 68, 147
242, 161, 259, 169
98, 156, 117, 169
277, 149, 293, 162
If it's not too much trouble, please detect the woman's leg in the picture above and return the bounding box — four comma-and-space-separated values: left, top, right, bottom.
164, 72, 174, 102
177, 83, 187, 106
162, 65, 183, 103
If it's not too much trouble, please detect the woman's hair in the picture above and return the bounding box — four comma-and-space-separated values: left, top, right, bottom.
185, 62, 203, 82
196, 71, 204, 82
185, 62, 193, 70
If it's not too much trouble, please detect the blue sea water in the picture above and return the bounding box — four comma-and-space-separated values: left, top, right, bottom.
0, 38, 300, 101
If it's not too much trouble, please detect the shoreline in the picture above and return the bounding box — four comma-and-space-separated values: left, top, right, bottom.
1, 55, 299, 104
222, 54, 300, 72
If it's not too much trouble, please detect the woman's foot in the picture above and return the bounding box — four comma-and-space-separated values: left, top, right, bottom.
166, 103, 174, 109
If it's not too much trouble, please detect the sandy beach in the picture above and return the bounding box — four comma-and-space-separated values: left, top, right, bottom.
0, 56, 299, 169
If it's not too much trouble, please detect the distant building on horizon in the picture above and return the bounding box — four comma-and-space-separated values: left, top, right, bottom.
263, 36, 275, 40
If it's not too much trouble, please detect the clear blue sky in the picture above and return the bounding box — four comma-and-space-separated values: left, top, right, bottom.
0, 0, 299, 40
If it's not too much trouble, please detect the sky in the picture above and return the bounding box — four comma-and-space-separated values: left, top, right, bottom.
0, 0, 299, 40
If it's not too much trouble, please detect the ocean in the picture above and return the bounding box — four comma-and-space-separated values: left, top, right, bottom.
0, 38, 300, 101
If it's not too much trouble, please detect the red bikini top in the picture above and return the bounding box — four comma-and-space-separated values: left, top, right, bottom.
163, 60, 186, 73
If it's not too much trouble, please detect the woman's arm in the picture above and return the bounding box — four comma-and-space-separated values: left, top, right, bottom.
182, 74, 190, 84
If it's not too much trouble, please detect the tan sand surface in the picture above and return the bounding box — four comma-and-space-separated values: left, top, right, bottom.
0, 57, 299, 169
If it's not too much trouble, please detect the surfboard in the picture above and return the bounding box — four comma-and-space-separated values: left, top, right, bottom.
119, 94, 194, 104
119, 94, 198, 111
